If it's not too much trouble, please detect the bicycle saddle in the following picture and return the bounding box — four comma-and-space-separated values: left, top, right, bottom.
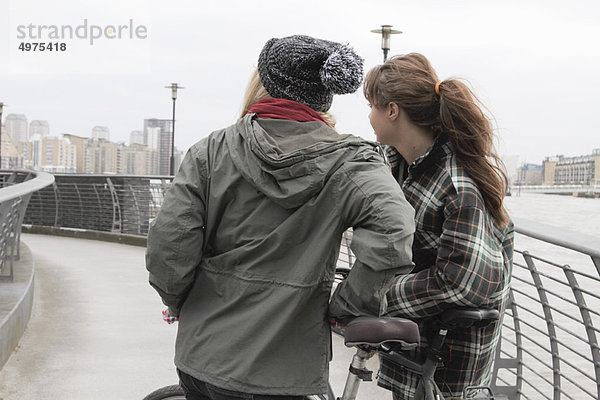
344, 317, 420, 348
440, 307, 500, 329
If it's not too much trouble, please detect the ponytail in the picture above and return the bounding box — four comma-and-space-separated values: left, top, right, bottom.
437, 79, 509, 226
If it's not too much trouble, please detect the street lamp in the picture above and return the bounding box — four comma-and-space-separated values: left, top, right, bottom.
371, 25, 402, 62
165, 83, 184, 176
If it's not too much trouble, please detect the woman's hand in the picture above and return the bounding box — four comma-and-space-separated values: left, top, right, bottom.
162, 309, 179, 324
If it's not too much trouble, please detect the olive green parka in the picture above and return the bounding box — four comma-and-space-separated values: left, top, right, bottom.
146, 114, 414, 396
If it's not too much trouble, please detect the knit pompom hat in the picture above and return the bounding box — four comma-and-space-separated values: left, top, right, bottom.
257, 35, 364, 112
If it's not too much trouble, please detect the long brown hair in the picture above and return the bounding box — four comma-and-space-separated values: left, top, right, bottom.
364, 53, 509, 226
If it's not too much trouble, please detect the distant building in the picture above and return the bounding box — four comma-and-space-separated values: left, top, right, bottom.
542, 156, 558, 185
117, 143, 159, 175
129, 130, 144, 146
4, 116, 183, 176
17, 141, 32, 169
143, 119, 172, 175
119, 144, 141, 175
145, 127, 160, 150
5, 114, 28, 143
40, 135, 77, 173
29, 134, 42, 169
516, 163, 543, 185
29, 120, 50, 138
501, 155, 520, 185
1, 131, 24, 169
18, 134, 77, 172
142, 126, 161, 175
86, 139, 119, 174
543, 150, 600, 185
91, 126, 110, 141
63, 134, 88, 173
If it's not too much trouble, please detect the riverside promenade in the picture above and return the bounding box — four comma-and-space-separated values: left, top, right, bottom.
0, 233, 387, 399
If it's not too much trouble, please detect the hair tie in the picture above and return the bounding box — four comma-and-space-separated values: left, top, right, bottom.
435, 81, 442, 96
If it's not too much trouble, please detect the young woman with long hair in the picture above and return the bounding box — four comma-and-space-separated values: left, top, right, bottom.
363, 53, 514, 399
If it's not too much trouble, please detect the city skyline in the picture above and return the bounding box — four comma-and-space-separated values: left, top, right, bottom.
2, 110, 597, 169
1, 0, 599, 164
0, 112, 183, 175
1, 112, 170, 146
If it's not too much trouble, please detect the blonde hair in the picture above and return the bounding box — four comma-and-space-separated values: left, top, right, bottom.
240, 69, 336, 128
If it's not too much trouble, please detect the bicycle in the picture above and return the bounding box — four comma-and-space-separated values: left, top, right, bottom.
143, 268, 504, 400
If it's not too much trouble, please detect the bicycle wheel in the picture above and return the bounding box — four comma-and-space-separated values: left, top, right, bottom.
144, 384, 329, 400
142, 384, 186, 400
305, 382, 333, 400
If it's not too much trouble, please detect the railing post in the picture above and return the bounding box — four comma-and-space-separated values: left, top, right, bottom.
106, 177, 121, 233
92, 183, 102, 230
0, 170, 53, 281
592, 256, 600, 277
343, 229, 353, 266
491, 290, 523, 399
73, 183, 83, 229
14, 192, 32, 260
523, 251, 562, 400
564, 265, 600, 400
128, 184, 141, 235
52, 181, 60, 228
6, 172, 17, 184
0, 199, 21, 281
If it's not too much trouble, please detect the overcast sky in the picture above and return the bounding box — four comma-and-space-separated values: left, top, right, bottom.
1, 0, 599, 165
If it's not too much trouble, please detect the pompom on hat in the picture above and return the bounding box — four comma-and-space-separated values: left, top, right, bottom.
257, 35, 364, 112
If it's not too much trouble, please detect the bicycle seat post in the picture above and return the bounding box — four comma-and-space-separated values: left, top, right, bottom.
414, 307, 500, 400
340, 346, 376, 400
414, 327, 448, 400
341, 316, 420, 400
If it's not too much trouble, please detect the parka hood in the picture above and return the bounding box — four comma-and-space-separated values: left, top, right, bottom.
226, 114, 378, 209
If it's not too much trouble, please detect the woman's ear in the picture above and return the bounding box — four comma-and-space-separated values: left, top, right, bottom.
387, 102, 400, 120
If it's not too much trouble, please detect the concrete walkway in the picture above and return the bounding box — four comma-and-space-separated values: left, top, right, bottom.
0, 240, 34, 372
0, 234, 389, 399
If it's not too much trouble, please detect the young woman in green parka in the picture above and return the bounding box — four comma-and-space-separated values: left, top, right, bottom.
145, 35, 416, 400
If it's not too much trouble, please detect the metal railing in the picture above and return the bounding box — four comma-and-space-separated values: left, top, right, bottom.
0, 170, 54, 281
5, 172, 600, 399
16, 173, 173, 235
510, 184, 600, 196
490, 218, 600, 400
333, 217, 600, 400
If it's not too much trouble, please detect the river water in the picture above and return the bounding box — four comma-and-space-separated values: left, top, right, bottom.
504, 192, 600, 237
498, 193, 599, 399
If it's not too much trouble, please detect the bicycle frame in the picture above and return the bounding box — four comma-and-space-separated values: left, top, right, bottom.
339, 346, 377, 400
324, 307, 501, 400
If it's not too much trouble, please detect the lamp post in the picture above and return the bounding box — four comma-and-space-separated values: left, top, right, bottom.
371, 25, 402, 62
165, 83, 184, 176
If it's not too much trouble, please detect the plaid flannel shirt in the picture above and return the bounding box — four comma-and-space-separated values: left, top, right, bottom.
378, 136, 514, 399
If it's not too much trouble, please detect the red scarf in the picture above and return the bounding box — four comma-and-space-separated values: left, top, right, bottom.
247, 98, 326, 124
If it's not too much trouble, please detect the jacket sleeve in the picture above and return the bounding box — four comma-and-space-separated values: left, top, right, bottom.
385, 201, 509, 319
145, 144, 207, 316
329, 160, 415, 318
